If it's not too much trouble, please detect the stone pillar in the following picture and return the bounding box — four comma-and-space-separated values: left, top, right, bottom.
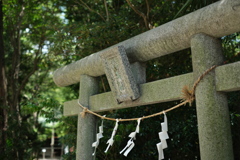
76, 75, 98, 160
191, 33, 233, 160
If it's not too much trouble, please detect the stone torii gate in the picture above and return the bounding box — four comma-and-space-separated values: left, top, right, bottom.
53, 0, 240, 159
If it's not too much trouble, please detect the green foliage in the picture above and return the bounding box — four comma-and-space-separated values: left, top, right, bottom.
59, 116, 78, 159
1, 0, 71, 159
222, 33, 240, 64
1, 0, 239, 159
1, 112, 43, 159
172, 0, 218, 19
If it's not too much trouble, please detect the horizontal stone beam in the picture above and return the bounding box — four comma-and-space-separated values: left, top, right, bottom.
64, 73, 193, 116
63, 62, 240, 116
64, 100, 83, 116
215, 61, 240, 92
53, 0, 240, 87
90, 73, 193, 112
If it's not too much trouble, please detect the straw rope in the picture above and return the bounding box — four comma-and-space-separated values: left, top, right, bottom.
78, 65, 217, 122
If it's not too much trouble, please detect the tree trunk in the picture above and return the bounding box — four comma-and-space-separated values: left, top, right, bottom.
0, 0, 8, 157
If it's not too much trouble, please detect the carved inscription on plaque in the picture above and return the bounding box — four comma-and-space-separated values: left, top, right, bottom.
100, 45, 140, 103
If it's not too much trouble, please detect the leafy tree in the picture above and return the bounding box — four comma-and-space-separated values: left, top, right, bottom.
0, 0, 239, 159
0, 0, 66, 159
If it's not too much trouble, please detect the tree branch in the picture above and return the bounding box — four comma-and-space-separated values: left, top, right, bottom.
145, 0, 150, 19
17, 31, 46, 97
125, 0, 152, 29
145, 0, 153, 29
104, 0, 109, 21
18, 57, 40, 95
76, 0, 106, 21
126, 0, 145, 18
0, 0, 9, 139
17, 41, 44, 96
10, 2, 25, 110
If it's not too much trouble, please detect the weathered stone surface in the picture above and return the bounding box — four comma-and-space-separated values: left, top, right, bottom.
130, 62, 146, 85
191, 33, 233, 160
63, 61, 240, 116
63, 73, 193, 115
76, 75, 98, 160
64, 100, 81, 116
90, 73, 193, 112
215, 61, 240, 92
53, 0, 240, 87
100, 45, 140, 102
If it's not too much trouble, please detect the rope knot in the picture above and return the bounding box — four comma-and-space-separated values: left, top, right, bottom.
80, 107, 88, 118
181, 85, 195, 106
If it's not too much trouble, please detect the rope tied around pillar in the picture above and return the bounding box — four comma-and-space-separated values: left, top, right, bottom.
80, 107, 88, 118
181, 65, 217, 106
78, 65, 217, 122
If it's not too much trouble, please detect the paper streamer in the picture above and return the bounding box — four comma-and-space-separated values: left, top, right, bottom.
105, 119, 119, 153
156, 142, 164, 159
92, 115, 105, 156
157, 112, 169, 160
120, 118, 141, 156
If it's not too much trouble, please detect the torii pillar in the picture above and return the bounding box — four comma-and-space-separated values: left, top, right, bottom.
76, 75, 98, 160
191, 33, 234, 160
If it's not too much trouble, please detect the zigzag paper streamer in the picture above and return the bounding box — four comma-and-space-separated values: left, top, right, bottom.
156, 142, 164, 159
120, 118, 141, 156
92, 116, 105, 156
157, 112, 169, 160
105, 119, 119, 153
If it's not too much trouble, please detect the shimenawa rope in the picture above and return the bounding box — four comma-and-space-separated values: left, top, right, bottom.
77, 65, 217, 122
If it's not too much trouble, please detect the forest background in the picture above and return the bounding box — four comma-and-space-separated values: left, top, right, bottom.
0, 0, 239, 159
